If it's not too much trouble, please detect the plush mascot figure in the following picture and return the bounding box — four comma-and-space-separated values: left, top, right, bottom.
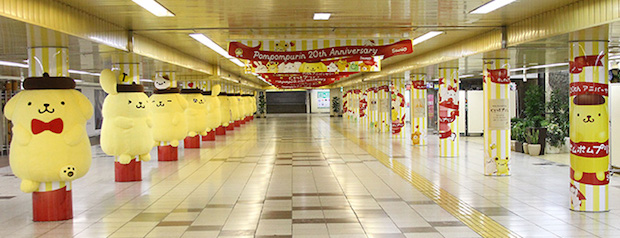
219, 92, 232, 129
148, 75, 188, 147
229, 93, 240, 125
4, 73, 93, 193
100, 70, 153, 164
204, 85, 222, 133
181, 82, 208, 137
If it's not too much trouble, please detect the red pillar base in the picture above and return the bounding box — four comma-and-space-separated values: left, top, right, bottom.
240, 119, 246, 125
184, 135, 201, 148
115, 159, 141, 182
216, 126, 226, 135
202, 131, 216, 141
158, 145, 178, 161
33, 187, 72, 221
226, 124, 235, 131
234, 121, 241, 127
250, 115, 254, 120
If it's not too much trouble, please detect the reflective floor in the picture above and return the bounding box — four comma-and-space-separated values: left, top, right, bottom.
1, 114, 620, 237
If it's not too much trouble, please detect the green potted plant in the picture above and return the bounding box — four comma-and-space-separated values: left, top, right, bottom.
526, 128, 541, 156
257, 91, 266, 118
523, 84, 547, 154
331, 96, 341, 117
546, 80, 569, 153
511, 118, 524, 152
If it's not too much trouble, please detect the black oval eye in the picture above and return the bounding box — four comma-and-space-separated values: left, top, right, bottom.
577, 113, 580, 117
61, 101, 65, 105
128, 100, 132, 104
27, 102, 32, 106
167, 100, 172, 102
599, 113, 601, 116
193, 99, 198, 102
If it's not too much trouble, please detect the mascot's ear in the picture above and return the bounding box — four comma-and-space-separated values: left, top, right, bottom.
73, 90, 94, 120
4, 92, 22, 120
178, 94, 188, 109
212, 84, 221, 96
99, 69, 118, 95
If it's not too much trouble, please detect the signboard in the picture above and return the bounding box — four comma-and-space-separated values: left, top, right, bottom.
489, 99, 509, 130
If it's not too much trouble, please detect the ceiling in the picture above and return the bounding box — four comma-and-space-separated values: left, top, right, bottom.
1, 0, 619, 88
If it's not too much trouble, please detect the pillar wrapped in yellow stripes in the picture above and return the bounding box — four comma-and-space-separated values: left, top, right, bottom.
26, 25, 68, 77
438, 67, 459, 157
359, 83, 370, 129
411, 74, 427, 146
391, 77, 407, 137
568, 25, 609, 212
112, 54, 141, 85
482, 58, 511, 176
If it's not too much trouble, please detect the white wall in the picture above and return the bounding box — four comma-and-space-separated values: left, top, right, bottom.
610, 84, 620, 167
467, 90, 484, 134
310, 89, 330, 113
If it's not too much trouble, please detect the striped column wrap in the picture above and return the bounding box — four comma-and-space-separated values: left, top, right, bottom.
391, 78, 407, 138
483, 59, 511, 176
26, 25, 68, 77
438, 68, 459, 157
569, 26, 609, 212
240, 38, 404, 51
380, 83, 389, 133
37, 181, 72, 192
367, 82, 376, 131
411, 74, 428, 146
113, 54, 141, 85
359, 83, 369, 129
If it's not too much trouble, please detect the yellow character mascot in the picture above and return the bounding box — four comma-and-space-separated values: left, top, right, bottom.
149, 75, 188, 161
100, 70, 153, 164
4, 73, 93, 221
180, 81, 208, 148
219, 92, 233, 131
203, 85, 222, 140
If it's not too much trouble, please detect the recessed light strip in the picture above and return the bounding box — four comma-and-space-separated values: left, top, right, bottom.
132, 0, 175, 17
189, 33, 245, 67
412, 31, 444, 45
470, 0, 517, 14
313, 13, 331, 20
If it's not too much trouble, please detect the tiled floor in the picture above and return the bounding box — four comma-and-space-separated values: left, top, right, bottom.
1, 114, 620, 237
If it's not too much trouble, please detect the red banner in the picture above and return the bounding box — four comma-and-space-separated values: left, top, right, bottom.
229, 40, 413, 62
569, 82, 608, 97
569, 54, 605, 74
570, 140, 609, 158
411, 80, 426, 89
487, 69, 510, 84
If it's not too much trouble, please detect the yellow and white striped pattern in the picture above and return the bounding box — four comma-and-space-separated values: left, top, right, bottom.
366, 82, 377, 131
113, 54, 141, 84
438, 68, 459, 157
379, 83, 390, 133
571, 180, 608, 211
37, 181, 71, 192
240, 38, 405, 51
392, 77, 407, 138
569, 26, 609, 212
483, 59, 511, 176
411, 74, 427, 145
359, 83, 370, 129
26, 25, 68, 77
155, 71, 178, 87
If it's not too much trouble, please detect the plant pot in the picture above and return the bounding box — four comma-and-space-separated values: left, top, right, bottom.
528, 144, 542, 156
515, 141, 523, 153
511, 140, 516, 151
523, 142, 529, 154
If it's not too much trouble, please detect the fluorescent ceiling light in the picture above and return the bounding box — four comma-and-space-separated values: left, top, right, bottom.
470, 0, 516, 14
69, 69, 101, 76
610, 55, 620, 60
189, 33, 247, 68
528, 63, 568, 69
313, 13, 331, 20
412, 31, 444, 45
132, 0, 174, 17
459, 74, 474, 78
0, 60, 28, 68
141, 79, 153, 82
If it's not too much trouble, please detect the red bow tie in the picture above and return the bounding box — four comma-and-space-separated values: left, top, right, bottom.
31, 118, 64, 134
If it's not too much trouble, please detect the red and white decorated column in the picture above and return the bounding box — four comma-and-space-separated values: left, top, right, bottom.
482, 57, 511, 176
410, 74, 428, 146
27, 25, 73, 221
438, 67, 459, 157
112, 54, 145, 182
568, 26, 610, 212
